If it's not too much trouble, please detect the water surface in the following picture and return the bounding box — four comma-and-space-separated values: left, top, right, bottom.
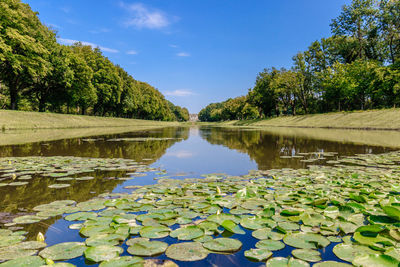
0, 126, 396, 266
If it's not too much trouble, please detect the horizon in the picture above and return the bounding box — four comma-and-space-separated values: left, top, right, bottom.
24, 0, 350, 113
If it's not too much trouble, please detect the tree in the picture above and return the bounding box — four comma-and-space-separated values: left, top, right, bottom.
330, 0, 383, 62
247, 68, 279, 117
0, 0, 55, 109
379, 0, 400, 64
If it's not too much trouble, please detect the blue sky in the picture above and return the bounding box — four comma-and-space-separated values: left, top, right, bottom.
25, 0, 350, 113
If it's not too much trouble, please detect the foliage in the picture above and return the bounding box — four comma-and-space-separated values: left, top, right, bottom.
199, 0, 400, 121
0, 0, 187, 121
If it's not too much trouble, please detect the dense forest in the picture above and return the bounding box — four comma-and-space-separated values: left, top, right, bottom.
0, 0, 189, 121
199, 0, 400, 122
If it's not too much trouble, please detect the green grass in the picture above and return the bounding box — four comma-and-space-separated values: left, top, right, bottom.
199, 108, 400, 130
0, 110, 179, 130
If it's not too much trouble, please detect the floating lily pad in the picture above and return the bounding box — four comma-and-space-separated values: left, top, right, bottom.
165, 242, 209, 261
39, 242, 86, 260
203, 238, 242, 252
283, 233, 330, 249
170, 226, 204, 240
65, 212, 98, 221
0, 256, 45, 267
313, 261, 351, 267
127, 240, 168, 256
220, 220, 245, 234
99, 256, 144, 267
332, 243, 376, 262
244, 248, 272, 261
139, 226, 170, 239
84, 245, 123, 262
292, 249, 321, 262
255, 239, 285, 251
353, 254, 400, 267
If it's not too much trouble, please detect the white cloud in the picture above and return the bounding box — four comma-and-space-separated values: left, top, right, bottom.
169, 44, 178, 48
164, 89, 195, 97
126, 50, 138, 55
176, 52, 190, 57
166, 150, 194, 158
57, 38, 119, 53
122, 3, 170, 29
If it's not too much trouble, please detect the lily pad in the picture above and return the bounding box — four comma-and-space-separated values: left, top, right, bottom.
39, 242, 86, 260
292, 249, 321, 262
0, 256, 45, 267
165, 242, 209, 261
203, 238, 242, 252
170, 226, 204, 240
84, 245, 123, 262
283, 232, 330, 249
244, 248, 272, 261
313, 261, 351, 267
99, 256, 144, 267
140, 226, 170, 239
353, 254, 400, 267
255, 239, 285, 251
127, 240, 168, 256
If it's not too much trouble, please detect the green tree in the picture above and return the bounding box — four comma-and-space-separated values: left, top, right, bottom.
0, 0, 55, 109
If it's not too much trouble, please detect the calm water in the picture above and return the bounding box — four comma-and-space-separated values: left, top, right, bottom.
0, 126, 395, 266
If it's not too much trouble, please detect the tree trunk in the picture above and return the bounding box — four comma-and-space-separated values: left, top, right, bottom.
9, 83, 18, 110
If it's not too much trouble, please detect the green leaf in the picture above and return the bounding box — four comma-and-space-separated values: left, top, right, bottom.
127, 240, 168, 257
283, 232, 330, 249
292, 249, 321, 262
220, 220, 245, 234
202, 238, 242, 252
84, 245, 123, 262
165, 242, 209, 261
353, 254, 400, 267
170, 226, 204, 240
244, 248, 272, 261
39, 242, 86, 261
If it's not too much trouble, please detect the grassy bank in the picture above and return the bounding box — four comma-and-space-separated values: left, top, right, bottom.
0, 110, 179, 130
199, 108, 400, 130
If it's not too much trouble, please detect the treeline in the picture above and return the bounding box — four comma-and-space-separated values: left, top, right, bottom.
199, 0, 400, 121
0, 0, 189, 121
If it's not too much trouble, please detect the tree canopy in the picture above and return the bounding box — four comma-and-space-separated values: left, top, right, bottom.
0, 0, 188, 121
199, 0, 400, 121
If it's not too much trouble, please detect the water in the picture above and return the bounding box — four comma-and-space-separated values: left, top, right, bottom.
0, 126, 395, 266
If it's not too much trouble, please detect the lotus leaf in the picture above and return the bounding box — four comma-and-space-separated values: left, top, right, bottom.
220, 220, 245, 234
283, 232, 330, 249
170, 226, 204, 240
332, 243, 377, 262
244, 248, 272, 261
127, 240, 168, 256
202, 238, 242, 252
255, 239, 285, 251
84, 245, 123, 262
139, 226, 170, 239
99, 256, 144, 267
165, 242, 209, 261
39, 242, 86, 260
353, 254, 400, 267
0, 256, 45, 267
292, 249, 321, 262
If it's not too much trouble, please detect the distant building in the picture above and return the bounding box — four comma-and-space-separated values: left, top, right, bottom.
189, 114, 198, 122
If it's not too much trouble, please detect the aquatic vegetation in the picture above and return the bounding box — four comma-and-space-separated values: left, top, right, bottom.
1, 151, 400, 266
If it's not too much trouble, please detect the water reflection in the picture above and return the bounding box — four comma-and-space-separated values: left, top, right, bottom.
199, 127, 392, 170
0, 127, 189, 227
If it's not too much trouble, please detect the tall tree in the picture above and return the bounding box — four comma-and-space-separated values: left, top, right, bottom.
0, 0, 55, 109
330, 0, 382, 62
